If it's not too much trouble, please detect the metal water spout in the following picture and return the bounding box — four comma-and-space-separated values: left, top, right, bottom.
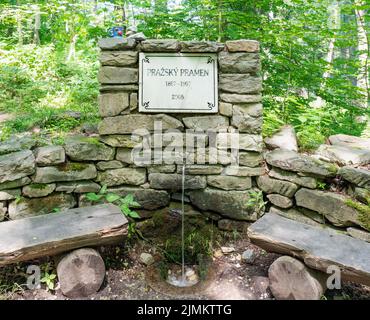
181, 163, 186, 283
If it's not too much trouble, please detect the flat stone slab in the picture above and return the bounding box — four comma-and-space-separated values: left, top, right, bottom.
316, 144, 370, 166
328, 134, 370, 150
248, 213, 370, 286
0, 204, 128, 266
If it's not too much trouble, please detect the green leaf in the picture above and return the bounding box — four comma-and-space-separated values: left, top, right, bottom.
86, 193, 102, 202
120, 205, 131, 216
122, 194, 134, 204
128, 210, 140, 219
130, 201, 141, 208
99, 185, 108, 195
105, 193, 121, 203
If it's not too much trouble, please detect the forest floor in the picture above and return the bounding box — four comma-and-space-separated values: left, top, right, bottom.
2, 234, 370, 301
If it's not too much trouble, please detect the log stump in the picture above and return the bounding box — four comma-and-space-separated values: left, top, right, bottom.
57, 248, 106, 298
268, 256, 327, 300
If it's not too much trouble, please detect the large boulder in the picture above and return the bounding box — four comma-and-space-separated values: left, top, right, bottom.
0, 150, 35, 183
265, 149, 338, 178
295, 188, 361, 227
338, 167, 370, 190
8, 193, 76, 219
57, 248, 105, 298
33, 163, 97, 183
264, 125, 298, 152
65, 136, 115, 161
188, 188, 259, 221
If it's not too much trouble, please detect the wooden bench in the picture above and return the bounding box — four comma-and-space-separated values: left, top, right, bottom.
0, 204, 128, 266
247, 213, 370, 286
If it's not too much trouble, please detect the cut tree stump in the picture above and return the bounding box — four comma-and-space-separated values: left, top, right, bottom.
268, 256, 327, 300
0, 204, 128, 266
247, 213, 370, 286
57, 248, 106, 298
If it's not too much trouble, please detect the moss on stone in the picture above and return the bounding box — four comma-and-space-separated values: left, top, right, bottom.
345, 199, 370, 232
57, 162, 89, 172
29, 183, 48, 190
74, 136, 101, 145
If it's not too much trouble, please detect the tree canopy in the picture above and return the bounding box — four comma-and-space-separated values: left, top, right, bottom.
0, 0, 368, 149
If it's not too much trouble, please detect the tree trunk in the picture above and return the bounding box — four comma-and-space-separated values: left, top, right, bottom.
34, 5, 41, 45
355, 0, 369, 108
16, 1, 23, 45
67, 34, 78, 61
268, 256, 327, 300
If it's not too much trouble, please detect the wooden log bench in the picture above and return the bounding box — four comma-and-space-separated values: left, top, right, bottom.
247, 213, 370, 286
0, 204, 128, 266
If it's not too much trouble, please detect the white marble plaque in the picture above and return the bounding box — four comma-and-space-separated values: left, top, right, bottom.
139, 53, 218, 113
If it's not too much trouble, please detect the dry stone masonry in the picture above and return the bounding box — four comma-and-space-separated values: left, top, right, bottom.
0, 38, 369, 247
0, 38, 266, 230
261, 126, 370, 243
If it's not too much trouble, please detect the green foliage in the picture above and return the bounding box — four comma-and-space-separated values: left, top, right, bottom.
247, 190, 267, 215
0, 43, 99, 139
40, 272, 56, 291
86, 185, 141, 219
0, 0, 368, 148
316, 181, 328, 190
345, 199, 370, 232
163, 224, 214, 266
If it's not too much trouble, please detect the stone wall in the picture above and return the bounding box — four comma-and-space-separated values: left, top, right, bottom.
1, 37, 368, 245
0, 38, 266, 230
96, 38, 265, 225
261, 130, 370, 243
